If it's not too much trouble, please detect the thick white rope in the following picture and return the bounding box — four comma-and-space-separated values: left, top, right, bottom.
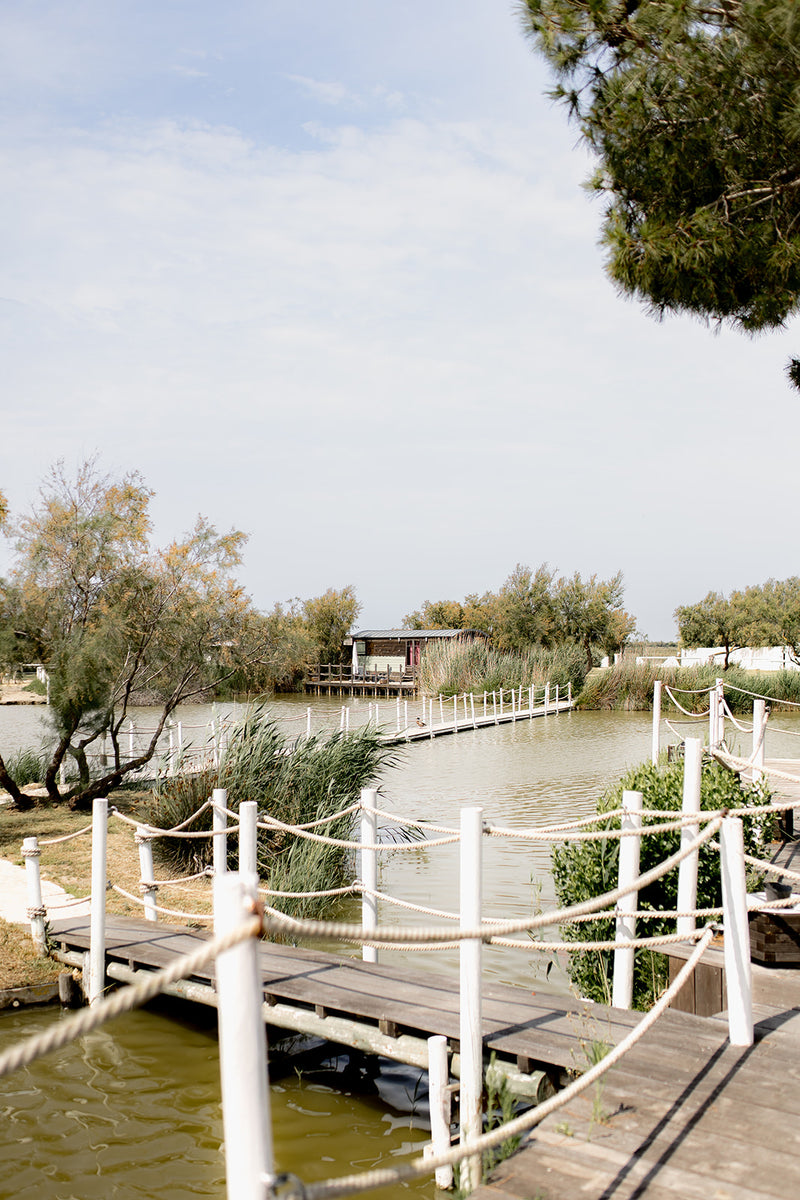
663, 685, 711, 717
0, 915, 260, 1079
258, 883, 360, 900
222, 801, 362, 830
110, 884, 212, 920
260, 818, 723, 946
256, 814, 460, 852
39, 824, 94, 846
301, 926, 716, 1200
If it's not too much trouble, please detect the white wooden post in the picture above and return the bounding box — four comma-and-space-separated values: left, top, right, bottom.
214, 872, 274, 1200
136, 826, 159, 923
612, 790, 642, 1011
340, 706, 346, 732
88, 797, 108, 1007
511, 688, 516, 723
459, 805, 484, 1193
213, 788, 228, 876
396, 698, 401, 732
528, 684, 533, 715
22, 837, 47, 955
439, 695, 444, 724
499, 688, 503, 717
720, 816, 754, 1046
492, 691, 498, 724
453, 695, 458, 732
651, 679, 662, 765
427, 1035, 453, 1189
470, 694, 476, 729
555, 683, 559, 708
677, 739, 702, 937
544, 683, 550, 714
752, 697, 766, 784
361, 788, 378, 964
345, 706, 350, 733
716, 678, 725, 747
306, 706, 312, 738
708, 683, 718, 750
168, 720, 176, 776
239, 801, 258, 878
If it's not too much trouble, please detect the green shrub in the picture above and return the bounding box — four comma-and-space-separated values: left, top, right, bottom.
150, 710, 398, 920
551, 758, 773, 1010
3, 746, 52, 788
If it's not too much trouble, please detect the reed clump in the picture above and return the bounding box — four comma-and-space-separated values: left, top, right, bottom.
576, 659, 800, 712
149, 709, 397, 921
418, 641, 587, 698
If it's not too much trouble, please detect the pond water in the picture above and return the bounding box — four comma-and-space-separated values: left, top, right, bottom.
2, 696, 798, 1198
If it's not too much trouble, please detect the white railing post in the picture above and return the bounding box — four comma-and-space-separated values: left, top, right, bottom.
555, 683, 559, 708
470, 693, 476, 729
214, 872, 273, 1200
499, 688, 503, 717
752, 697, 766, 784
716, 678, 725, 747
459, 805, 484, 1193
612, 789, 642, 1010
22, 837, 47, 955
651, 679, 662, 765
306, 706, 312, 738
136, 826, 159, 923
396, 698, 401, 732
427, 1035, 453, 1189
720, 816, 754, 1046
213, 788, 228, 876
88, 797, 108, 1007
492, 691, 498, 724
453, 695, 458, 732
239, 801, 258, 878
439, 695, 444, 725
708, 683, 718, 749
360, 787, 378, 964
544, 683, 549, 714
168, 720, 176, 776
677, 739, 702, 937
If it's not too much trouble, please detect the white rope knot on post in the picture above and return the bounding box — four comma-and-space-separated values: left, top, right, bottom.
20, 843, 40, 859
26, 906, 47, 920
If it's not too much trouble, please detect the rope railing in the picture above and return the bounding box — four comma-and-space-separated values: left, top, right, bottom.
300, 926, 718, 1200
20, 748, 772, 1198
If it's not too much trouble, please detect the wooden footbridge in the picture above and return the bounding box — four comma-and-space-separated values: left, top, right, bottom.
47, 911, 800, 1199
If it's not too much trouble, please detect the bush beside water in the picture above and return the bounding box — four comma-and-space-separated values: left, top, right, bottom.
551, 758, 773, 1010
418, 641, 588, 699
151, 710, 398, 921
576, 659, 800, 712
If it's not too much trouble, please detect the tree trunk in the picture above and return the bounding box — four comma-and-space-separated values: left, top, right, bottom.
0, 754, 35, 810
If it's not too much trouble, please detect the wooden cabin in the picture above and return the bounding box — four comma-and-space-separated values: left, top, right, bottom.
344, 629, 488, 679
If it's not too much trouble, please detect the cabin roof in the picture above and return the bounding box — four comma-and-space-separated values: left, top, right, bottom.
347, 629, 485, 641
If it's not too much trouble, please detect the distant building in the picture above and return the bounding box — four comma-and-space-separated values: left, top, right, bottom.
676, 646, 799, 672
344, 629, 488, 678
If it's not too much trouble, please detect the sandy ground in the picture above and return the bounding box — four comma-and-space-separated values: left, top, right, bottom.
0, 680, 47, 705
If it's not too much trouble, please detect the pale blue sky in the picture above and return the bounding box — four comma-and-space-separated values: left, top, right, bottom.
1, 1, 797, 639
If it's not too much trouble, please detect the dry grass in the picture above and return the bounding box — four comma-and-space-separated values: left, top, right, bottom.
0, 791, 214, 928
0, 919, 62, 989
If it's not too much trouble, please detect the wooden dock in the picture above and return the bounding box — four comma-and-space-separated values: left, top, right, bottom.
48, 912, 800, 1197
381, 697, 574, 746
474, 1003, 800, 1200
49, 913, 633, 1094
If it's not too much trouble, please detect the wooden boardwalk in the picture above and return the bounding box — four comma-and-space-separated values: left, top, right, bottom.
48, 913, 800, 1197
381, 698, 573, 746
475, 1004, 800, 1200
49, 913, 634, 1089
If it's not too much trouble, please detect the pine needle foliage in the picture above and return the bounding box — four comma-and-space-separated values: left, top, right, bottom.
150, 710, 398, 920
551, 758, 773, 1010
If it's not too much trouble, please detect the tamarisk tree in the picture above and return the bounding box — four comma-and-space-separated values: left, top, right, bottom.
519, 0, 800, 384
0, 459, 262, 811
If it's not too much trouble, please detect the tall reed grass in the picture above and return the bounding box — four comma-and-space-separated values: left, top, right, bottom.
150, 709, 398, 921
417, 641, 587, 698
576, 659, 800, 712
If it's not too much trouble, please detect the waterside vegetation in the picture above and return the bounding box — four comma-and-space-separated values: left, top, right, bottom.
418, 640, 587, 699
577, 659, 800, 713
552, 758, 773, 1011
